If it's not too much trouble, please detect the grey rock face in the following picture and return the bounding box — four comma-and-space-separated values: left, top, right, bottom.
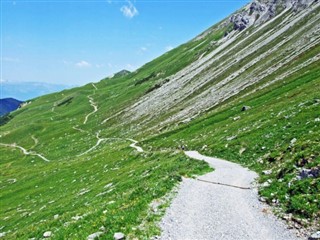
294, 0, 316, 11
298, 167, 320, 179
250, 1, 266, 12
230, 14, 250, 31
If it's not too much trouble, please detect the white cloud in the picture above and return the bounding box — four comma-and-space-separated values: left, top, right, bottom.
0, 78, 8, 83
165, 46, 174, 52
140, 47, 147, 52
75, 60, 91, 68
120, 1, 138, 18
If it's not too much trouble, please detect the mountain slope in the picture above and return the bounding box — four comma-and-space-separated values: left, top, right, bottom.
0, 0, 319, 239
0, 98, 23, 116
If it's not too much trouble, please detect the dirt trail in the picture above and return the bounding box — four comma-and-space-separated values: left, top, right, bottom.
77, 131, 106, 156
0, 143, 50, 162
83, 96, 98, 124
160, 151, 301, 240
127, 138, 144, 152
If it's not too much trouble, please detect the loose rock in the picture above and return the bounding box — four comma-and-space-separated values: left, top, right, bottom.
87, 232, 104, 240
114, 232, 125, 240
262, 170, 272, 175
43, 231, 52, 238
309, 231, 320, 240
241, 106, 251, 111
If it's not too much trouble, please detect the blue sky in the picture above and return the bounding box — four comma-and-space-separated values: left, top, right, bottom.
1, 0, 249, 86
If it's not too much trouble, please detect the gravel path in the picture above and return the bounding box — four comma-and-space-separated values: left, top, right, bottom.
0, 143, 50, 162
160, 151, 302, 240
127, 138, 144, 152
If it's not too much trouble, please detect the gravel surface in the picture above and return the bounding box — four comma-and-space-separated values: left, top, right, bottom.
159, 151, 302, 240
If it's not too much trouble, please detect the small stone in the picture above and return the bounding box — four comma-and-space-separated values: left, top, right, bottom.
99, 226, 106, 232
262, 170, 272, 175
259, 197, 266, 202
262, 181, 270, 187
71, 215, 82, 221
43, 231, 52, 238
114, 232, 125, 240
233, 116, 241, 121
241, 106, 251, 111
87, 232, 104, 240
54, 214, 59, 220
0, 232, 6, 238
309, 231, 320, 240
261, 146, 266, 150
226, 135, 237, 141
290, 138, 297, 145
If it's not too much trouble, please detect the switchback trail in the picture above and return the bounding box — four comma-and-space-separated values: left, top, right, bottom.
0, 143, 50, 162
160, 151, 301, 240
127, 138, 144, 152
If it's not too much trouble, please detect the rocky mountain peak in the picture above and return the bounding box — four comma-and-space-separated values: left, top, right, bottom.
230, 0, 317, 31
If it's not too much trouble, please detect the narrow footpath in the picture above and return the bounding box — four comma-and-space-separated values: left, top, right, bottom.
83, 96, 98, 124
0, 143, 50, 162
127, 139, 144, 152
77, 131, 106, 156
160, 151, 301, 240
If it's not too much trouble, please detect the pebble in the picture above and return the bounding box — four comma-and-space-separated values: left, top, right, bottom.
54, 214, 59, 220
114, 232, 125, 240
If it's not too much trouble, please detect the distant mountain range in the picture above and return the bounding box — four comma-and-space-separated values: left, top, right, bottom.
0, 98, 23, 116
0, 81, 72, 101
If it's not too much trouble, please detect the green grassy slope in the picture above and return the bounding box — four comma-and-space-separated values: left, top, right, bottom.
1, 1, 319, 239
144, 60, 320, 224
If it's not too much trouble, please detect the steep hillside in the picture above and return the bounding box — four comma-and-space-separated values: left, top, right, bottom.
0, 0, 319, 239
0, 98, 23, 116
